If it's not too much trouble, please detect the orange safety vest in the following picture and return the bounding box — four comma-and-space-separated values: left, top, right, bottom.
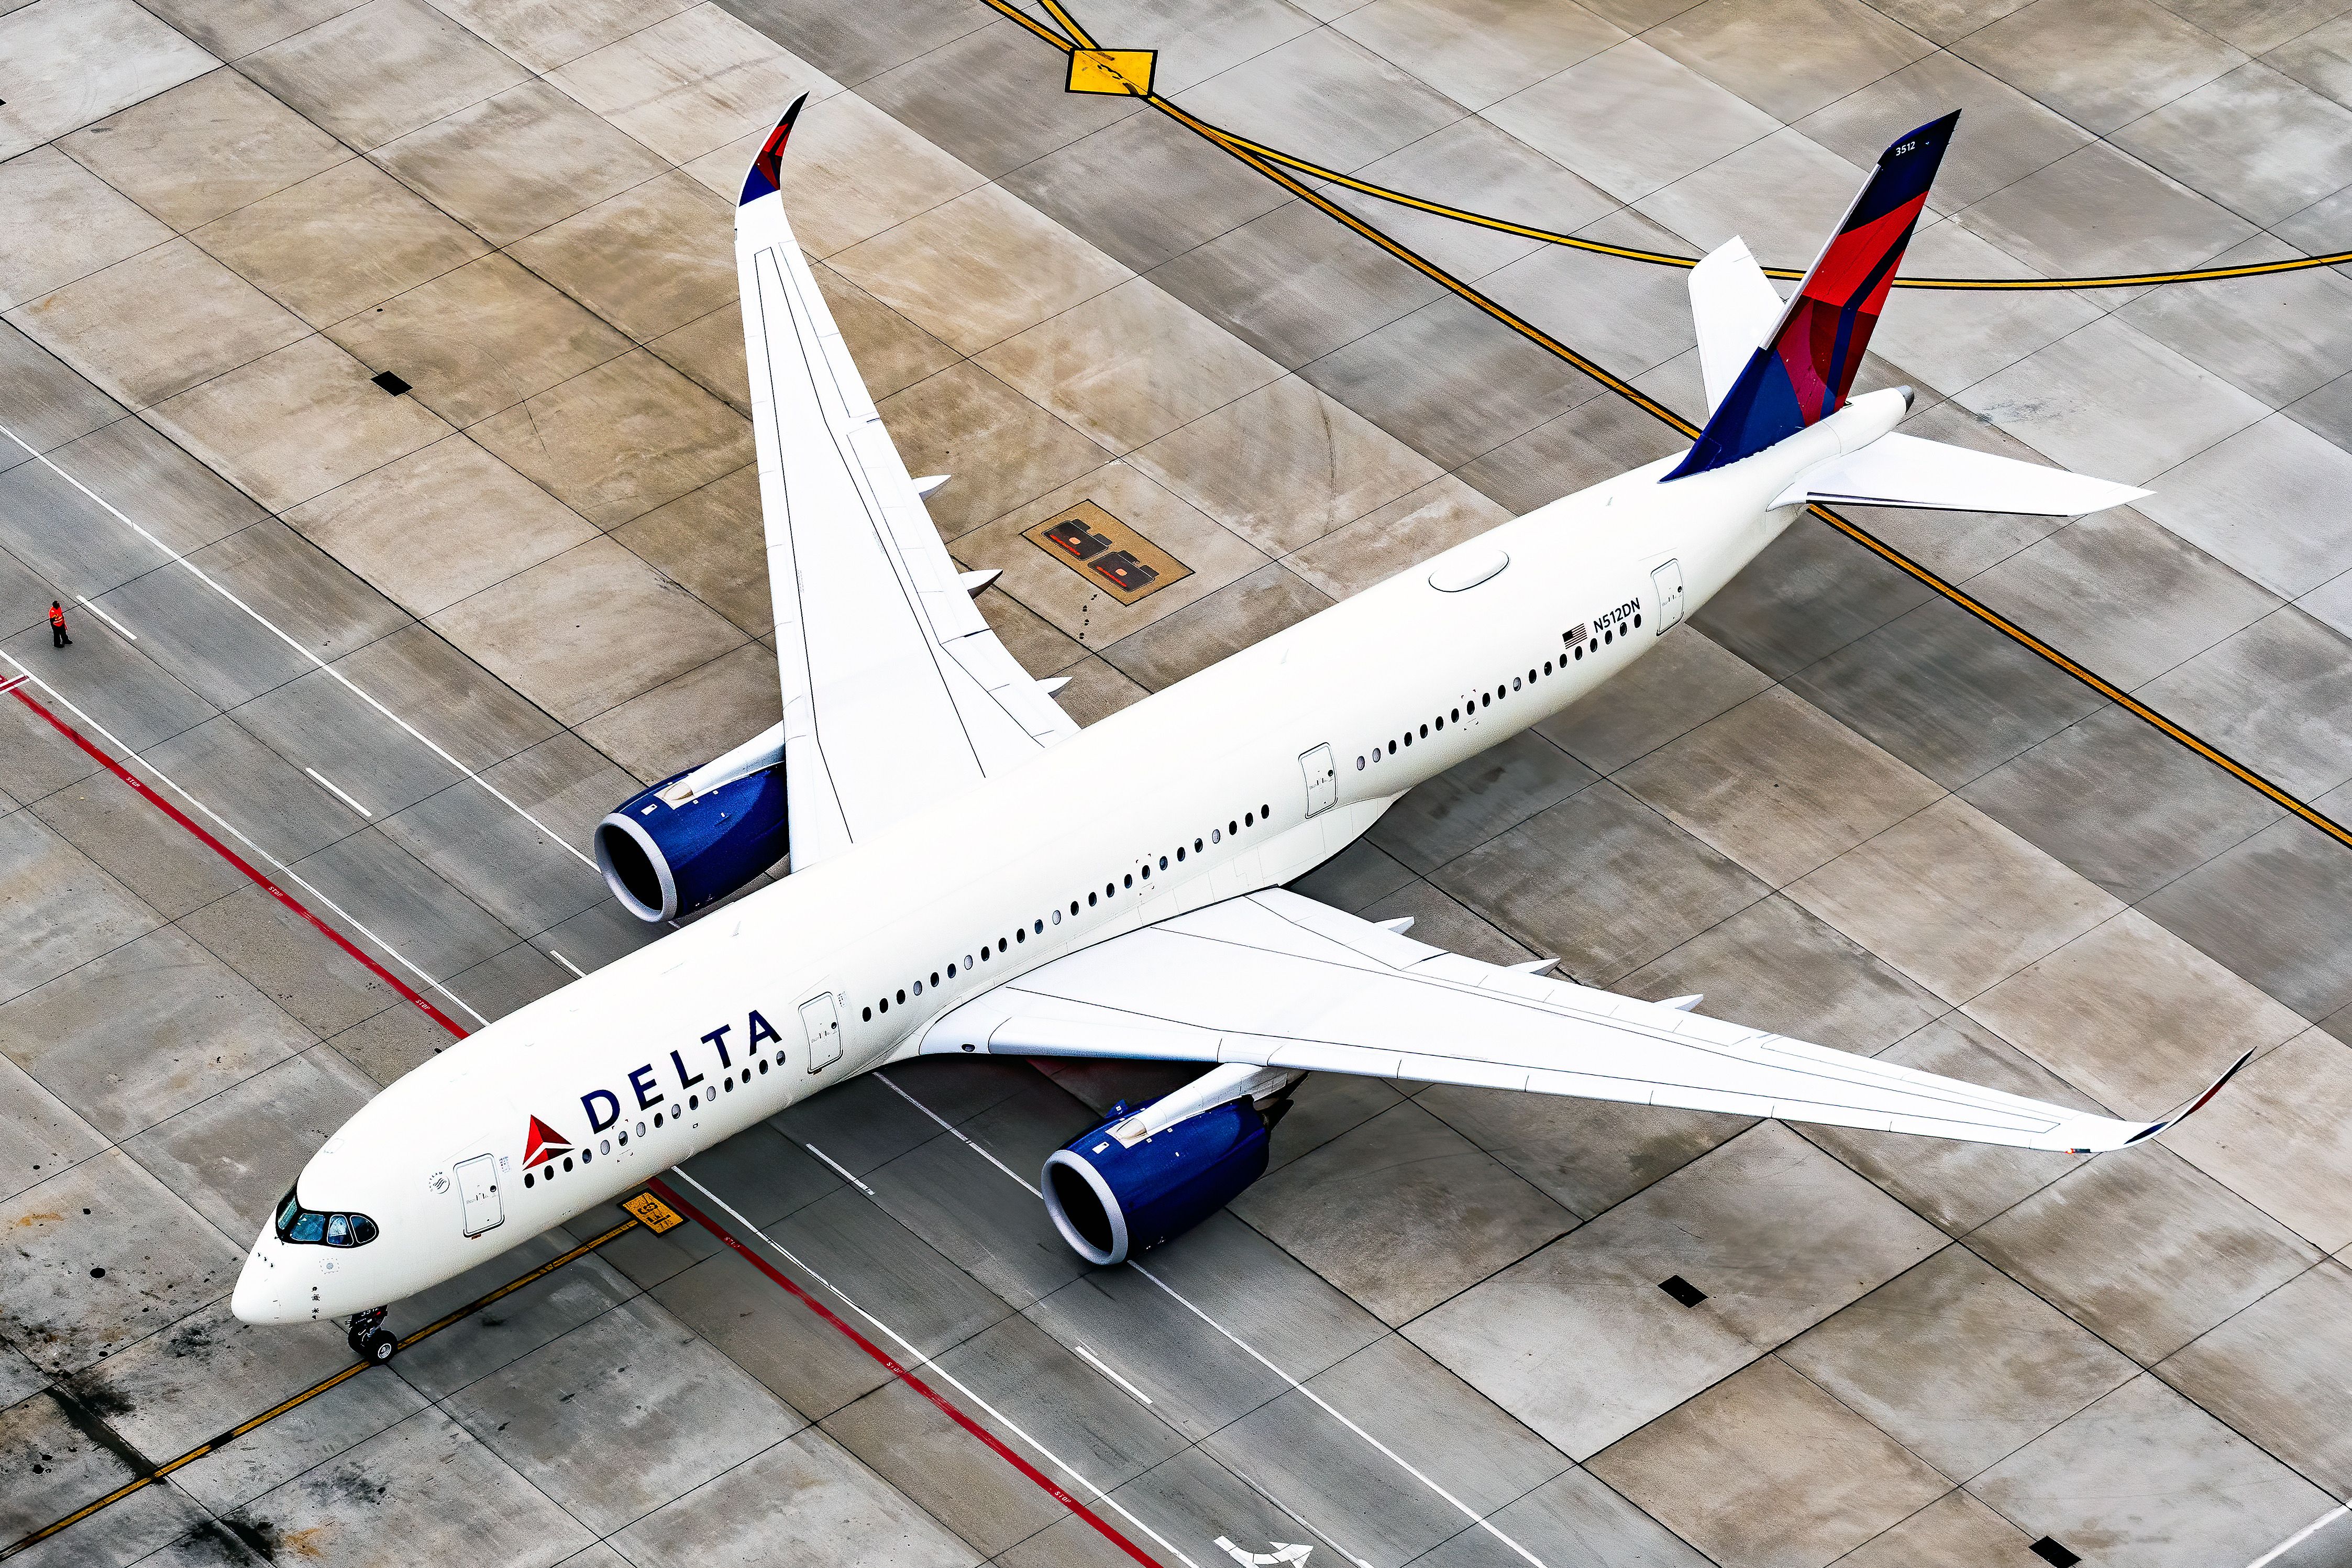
47, 605, 65, 627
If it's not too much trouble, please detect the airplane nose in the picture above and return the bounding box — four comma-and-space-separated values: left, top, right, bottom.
232, 1239, 289, 1323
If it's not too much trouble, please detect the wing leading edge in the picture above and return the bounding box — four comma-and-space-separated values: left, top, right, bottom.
919, 888, 2241, 1154
737, 101, 1076, 868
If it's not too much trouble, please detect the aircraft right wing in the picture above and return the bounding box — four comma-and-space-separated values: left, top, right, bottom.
918, 888, 2248, 1154
733, 101, 1077, 869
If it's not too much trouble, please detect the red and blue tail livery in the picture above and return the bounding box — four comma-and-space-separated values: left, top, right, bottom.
1668, 111, 1959, 480
738, 92, 809, 207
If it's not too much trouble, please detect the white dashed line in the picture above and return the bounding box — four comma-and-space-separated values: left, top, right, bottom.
1072, 1343, 1153, 1405
803, 1141, 874, 1195
75, 594, 137, 641
305, 766, 372, 818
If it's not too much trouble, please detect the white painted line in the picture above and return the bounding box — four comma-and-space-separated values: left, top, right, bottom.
669, 1168, 1200, 1568
1073, 1343, 1153, 1405
549, 949, 587, 979
0, 673, 27, 697
2249, 1503, 2350, 1568
75, 595, 136, 641
803, 1141, 874, 1196
305, 766, 372, 819
0, 420, 595, 869
876, 1072, 1040, 1191
0, 655, 489, 1028
877, 1069, 1551, 1568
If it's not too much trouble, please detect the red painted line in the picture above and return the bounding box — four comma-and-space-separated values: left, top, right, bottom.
644, 1176, 1166, 1568
6, 681, 472, 1039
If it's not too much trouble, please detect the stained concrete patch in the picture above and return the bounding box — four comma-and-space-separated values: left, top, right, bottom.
0, 811, 162, 1008
2159, 1258, 2352, 1496
1971, 1373, 2331, 1568
190, 159, 493, 329
0, 924, 316, 1145
444, 1295, 804, 1534
1585, 1355, 1948, 1568
469, 349, 753, 529
1796, 1012, 2107, 1236
7, 240, 308, 411
1780, 1245, 2135, 1482
229, 1407, 595, 1567
0, 148, 175, 313
146, 335, 454, 513
609, 1427, 979, 1568
0, 0, 218, 161
1970, 1146, 2321, 1365
428, 537, 748, 727
1232, 1099, 1576, 1324
0, 1149, 242, 1376
59, 68, 348, 235
1405, 1125, 1943, 1458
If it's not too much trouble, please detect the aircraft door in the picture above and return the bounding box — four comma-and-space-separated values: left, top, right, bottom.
1301, 744, 1337, 817
801, 993, 842, 1073
455, 1154, 503, 1236
1651, 559, 1684, 633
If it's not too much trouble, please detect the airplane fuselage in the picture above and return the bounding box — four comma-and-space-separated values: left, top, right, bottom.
231, 390, 1908, 1324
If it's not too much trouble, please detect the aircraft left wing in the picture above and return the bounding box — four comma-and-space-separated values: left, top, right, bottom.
919, 888, 2246, 1153
737, 102, 1076, 868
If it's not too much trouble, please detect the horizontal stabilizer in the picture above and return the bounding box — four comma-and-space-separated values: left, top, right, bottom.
1773, 432, 2149, 516
1691, 237, 1784, 413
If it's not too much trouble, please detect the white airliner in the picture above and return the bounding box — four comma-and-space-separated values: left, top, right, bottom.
234, 105, 2248, 1361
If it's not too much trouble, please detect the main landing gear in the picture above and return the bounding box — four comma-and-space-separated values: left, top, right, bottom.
347, 1306, 396, 1365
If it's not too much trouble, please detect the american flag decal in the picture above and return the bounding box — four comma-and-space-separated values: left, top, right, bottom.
1566, 623, 1588, 645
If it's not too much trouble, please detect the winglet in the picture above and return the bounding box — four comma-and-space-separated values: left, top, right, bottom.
739, 93, 809, 207
2121, 1046, 2257, 1146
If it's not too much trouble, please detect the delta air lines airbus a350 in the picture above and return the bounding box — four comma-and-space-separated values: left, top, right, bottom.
235, 106, 2250, 1362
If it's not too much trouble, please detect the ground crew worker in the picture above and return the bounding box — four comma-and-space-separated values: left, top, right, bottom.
48, 601, 70, 647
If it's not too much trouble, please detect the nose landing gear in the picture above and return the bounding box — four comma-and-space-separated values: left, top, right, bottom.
346, 1306, 396, 1364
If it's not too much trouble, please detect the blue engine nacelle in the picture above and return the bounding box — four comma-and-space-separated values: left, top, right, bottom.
1041, 1098, 1272, 1265
593, 765, 788, 923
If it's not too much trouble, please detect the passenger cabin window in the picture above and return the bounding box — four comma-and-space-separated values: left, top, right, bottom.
274, 1186, 378, 1247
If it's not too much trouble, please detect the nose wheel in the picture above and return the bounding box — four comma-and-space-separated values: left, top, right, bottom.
346, 1307, 396, 1365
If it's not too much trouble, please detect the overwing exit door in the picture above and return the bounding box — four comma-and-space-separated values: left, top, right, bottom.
455, 1154, 502, 1236
1651, 559, 1684, 633
1301, 744, 1337, 817
801, 993, 842, 1072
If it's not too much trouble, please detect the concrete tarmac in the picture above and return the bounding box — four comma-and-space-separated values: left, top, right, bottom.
5, 0, 2352, 1565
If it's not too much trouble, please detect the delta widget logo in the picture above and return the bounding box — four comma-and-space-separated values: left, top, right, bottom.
522, 1116, 573, 1170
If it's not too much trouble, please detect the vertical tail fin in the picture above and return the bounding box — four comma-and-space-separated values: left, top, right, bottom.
1667, 111, 1958, 480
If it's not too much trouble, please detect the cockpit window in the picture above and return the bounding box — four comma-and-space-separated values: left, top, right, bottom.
274, 1185, 378, 1247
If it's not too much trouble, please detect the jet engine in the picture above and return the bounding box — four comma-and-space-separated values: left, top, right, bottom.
594, 724, 787, 922
1040, 1067, 1299, 1265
